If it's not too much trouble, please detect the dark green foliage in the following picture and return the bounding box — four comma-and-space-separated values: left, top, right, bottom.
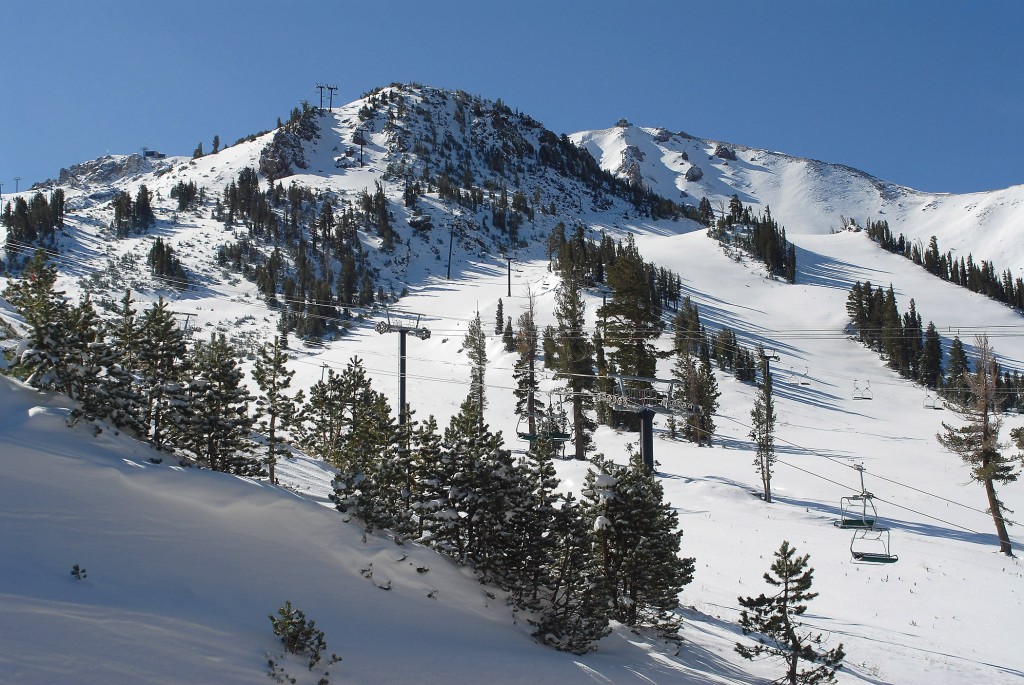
710, 201, 796, 282
3, 249, 98, 399
1, 191, 63, 247
598, 234, 664, 430
736, 541, 845, 685
867, 222, 1024, 312
147, 237, 188, 285
252, 336, 302, 484
463, 309, 487, 416
553, 277, 595, 459
533, 493, 612, 653
269, 601, 339, 671
137, 298, 189, 452
847, 280, 950, 392
937, 336, 1017, 555
672, 352, 719, 446
76, 290, 146, 433
582, 454, 695, 632
170, 180, 200, 211
179, 333, 258, 475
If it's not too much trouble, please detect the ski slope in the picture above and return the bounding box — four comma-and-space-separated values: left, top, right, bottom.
1, 84, 1023, 683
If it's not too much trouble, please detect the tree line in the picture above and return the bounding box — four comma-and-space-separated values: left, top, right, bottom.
866, 219, 1024, 312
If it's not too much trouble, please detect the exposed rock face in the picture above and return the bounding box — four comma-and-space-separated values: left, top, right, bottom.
713, 144, 737, 161
618, 145, 646, 187
685, 165, 704, 182
56, 154, 162, 188
652, 128, 672, 143
259, 109, 321, 179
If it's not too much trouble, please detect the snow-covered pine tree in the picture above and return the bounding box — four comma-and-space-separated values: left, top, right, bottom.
533, 492, 612, 654
137, 298, 189, 452
423, 395, 505, 567
402, 414, 445, 539
463, 308, 488, 418
180, 333, 258, 475
322, 357, 405, 530
505, 439, 562, 609
735, 541, 845, 685
3, 249, 96, 398
583, 453, 695, 633
252, 335, 302, 484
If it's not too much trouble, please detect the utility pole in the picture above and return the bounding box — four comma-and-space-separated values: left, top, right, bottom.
376, 312, 431, 426
14, 177, 21, 193
504, 253, 514, 297
446, 223, 455, 279
758, 348, 779, 379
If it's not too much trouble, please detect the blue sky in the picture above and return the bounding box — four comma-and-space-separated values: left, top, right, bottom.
2, 0, 1021, 194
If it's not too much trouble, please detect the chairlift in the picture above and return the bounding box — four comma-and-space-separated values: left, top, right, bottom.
833, 465, 878, 529
853, 380, 873, 401
834, 465, 899, 564
798, 367, 812, 386
850, 526, 898, 564
515, 414, 539, 443
923, 392, 944, 410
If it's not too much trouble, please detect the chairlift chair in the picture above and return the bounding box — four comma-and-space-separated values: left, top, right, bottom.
850, 526, 898, 564
853, 380, 873, 401
923, 392, 944, 410
833, 464, 878, 529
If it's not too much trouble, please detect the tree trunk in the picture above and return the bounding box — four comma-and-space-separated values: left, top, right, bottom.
983, 477, 1013, 555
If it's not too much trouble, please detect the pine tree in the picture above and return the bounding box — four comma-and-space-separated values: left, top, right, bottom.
133, 185, 156, 229
252, 335, 302, 484
3, 249, 97, 399
180, 333, 258, 475
943, 336, 970, 404
553, 277, 596, 460
736, 541, 845, 685
495, 298, 505, 335
295, 367, 347, 463
937, 335, 1017, 555
137, 298, 189, 452
513, 292, 542, 438
463, 309, 488, 419
672, 351, 719, 446
750, 349, 777, 502
533, 493, 612, 653
583, 454, 695, 632
502, 316, 516, 352
423, 396, 506, 567
918, 322, 943, 389
598, 234, 663, 429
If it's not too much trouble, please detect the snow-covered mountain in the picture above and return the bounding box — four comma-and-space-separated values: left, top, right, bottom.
1, 83, 1023, 684
573, 122, 1024, 267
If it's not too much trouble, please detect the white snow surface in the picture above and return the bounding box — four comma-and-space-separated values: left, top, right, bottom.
2, 84, 1023, 683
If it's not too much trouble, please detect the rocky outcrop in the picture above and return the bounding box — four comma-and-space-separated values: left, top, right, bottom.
713, 144, 737, 161
259, 108, 321, 180
684, 165, 704, 182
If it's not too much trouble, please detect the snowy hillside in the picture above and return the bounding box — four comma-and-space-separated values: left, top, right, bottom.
572, 123, 1024, 270
1, 83, 1023, 684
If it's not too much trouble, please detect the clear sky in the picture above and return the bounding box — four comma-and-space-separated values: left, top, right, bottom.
2, 0, 1021, 194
